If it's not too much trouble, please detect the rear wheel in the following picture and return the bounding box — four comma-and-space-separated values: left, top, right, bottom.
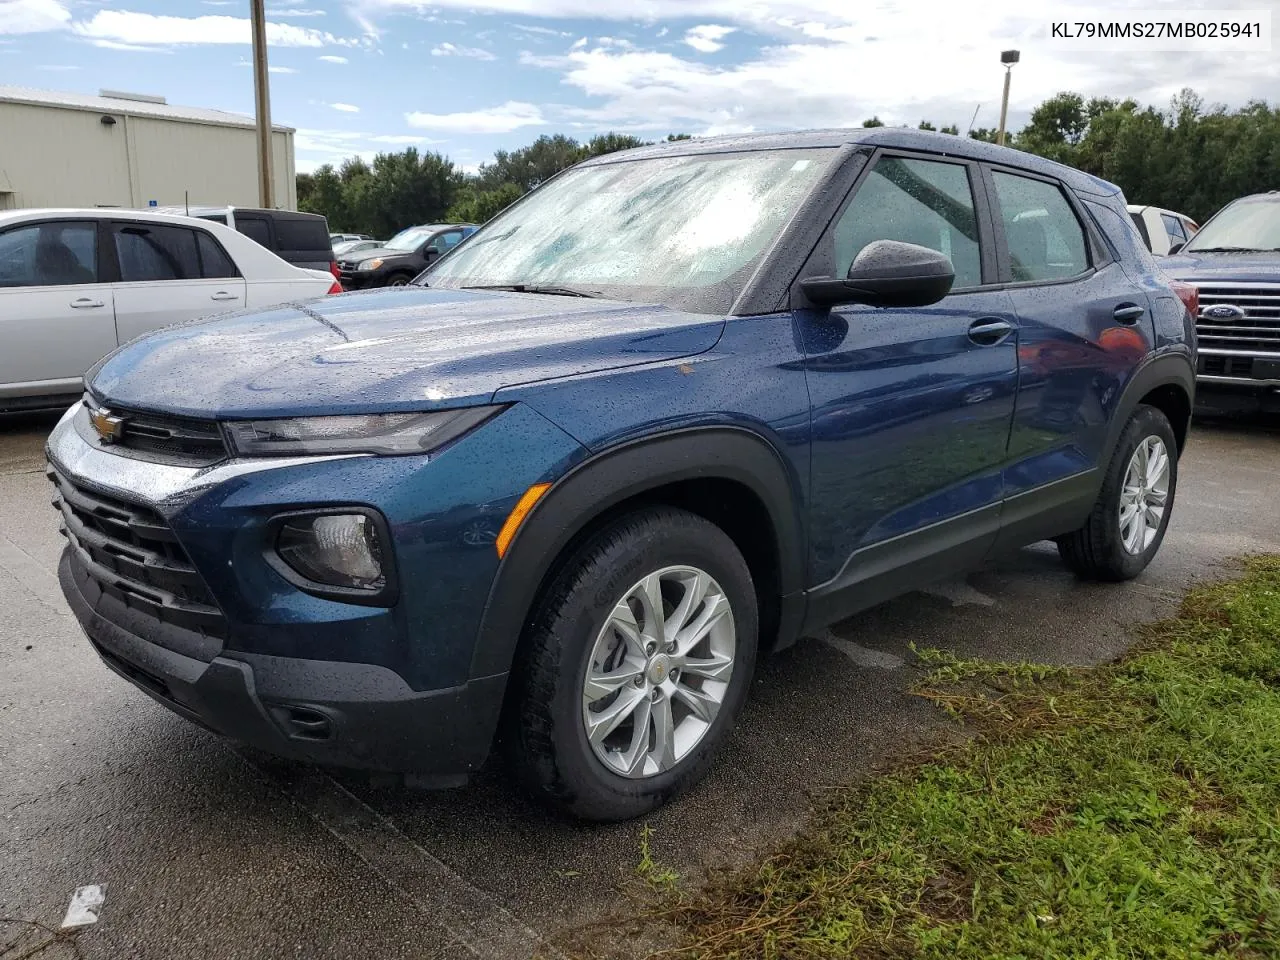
1056, 404, 1178, 581
507, 507, 757, 821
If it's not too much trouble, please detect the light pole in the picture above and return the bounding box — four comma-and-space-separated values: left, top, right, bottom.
250, 0, 275, 208
996, 49, 1019, 146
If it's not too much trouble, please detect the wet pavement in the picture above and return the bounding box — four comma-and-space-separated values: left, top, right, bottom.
3, 409, 1279, 959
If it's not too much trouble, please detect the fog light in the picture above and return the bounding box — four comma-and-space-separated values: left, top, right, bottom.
276, 513, 386, 591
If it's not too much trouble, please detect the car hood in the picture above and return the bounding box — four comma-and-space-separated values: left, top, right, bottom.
88, 287, 725, 419
1159, 251, 1280, 284
340, 246, 414, 263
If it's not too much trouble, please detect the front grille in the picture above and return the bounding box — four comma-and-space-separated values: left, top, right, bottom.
49, 466, 227, 639
78, 398, 227, 466
1193, 284, 1280, 354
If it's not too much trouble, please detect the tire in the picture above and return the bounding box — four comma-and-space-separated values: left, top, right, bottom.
506, 507, 758, 822
1056, 404, 1178, 581
384, 274, 413, 287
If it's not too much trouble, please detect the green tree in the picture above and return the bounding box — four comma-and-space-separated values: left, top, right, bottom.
862, 116, 885, 128
447, 182, 525, 224
918, 120, 936, 131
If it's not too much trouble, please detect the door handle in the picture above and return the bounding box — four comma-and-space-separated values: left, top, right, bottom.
968, 317, 1014, 345
210, 291, 240, 301
70, 298, 104, 309
1113, 303, 1145, 324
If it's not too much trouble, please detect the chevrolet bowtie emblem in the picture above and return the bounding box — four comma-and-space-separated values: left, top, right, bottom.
89, 407, 125, 444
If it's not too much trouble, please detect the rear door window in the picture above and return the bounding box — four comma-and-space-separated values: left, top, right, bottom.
0, 221, 98, 287
991, 172, 1090, 281
112, 223, 201, 282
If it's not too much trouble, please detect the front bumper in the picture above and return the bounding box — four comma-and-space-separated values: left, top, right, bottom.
60, 547, 505, 775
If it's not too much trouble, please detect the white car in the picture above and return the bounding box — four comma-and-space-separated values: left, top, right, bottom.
1127, 204, 1199, 256
0, 208, 340, 412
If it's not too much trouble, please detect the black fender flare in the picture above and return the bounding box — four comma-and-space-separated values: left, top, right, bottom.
468, 426, 807, 679
1102, 351, 1195, 463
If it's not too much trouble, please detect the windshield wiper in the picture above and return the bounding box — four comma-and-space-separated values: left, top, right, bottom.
1189, 246, 1277, 253
461, 284, 604, 298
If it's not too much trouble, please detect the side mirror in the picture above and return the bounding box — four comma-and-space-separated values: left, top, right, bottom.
1166, 240, 1185, 256
800, 240, 956, 308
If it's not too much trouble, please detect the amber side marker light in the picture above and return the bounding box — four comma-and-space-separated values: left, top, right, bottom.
495, 482, 551, 557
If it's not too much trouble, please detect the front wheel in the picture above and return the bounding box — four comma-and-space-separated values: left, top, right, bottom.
384, 274, 412, 287
506, 507, 758, 821
1056, 404, 1178, 581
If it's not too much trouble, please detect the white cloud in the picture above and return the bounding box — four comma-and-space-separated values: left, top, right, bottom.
71, 10, 355, 47
684, 24, 735, 53
294, 127, 448, 171
369, 134, 439, 144
36, 62, 78, 70
330, 102, 360, 112
504, 1, 1280, 139
570, 36, 586, 49
406, 100, 545, 134
236, 59, 299, 73
318, 54, 348, 63
86, 38, 171, 52
0, 0, 69, 35
595, 35, 635, 50
266, 7, 327, 16
656, 26, 669, 38
430, 41, 496, 60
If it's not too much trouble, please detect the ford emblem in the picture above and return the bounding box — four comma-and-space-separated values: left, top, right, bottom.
1200, 304, 1246, 322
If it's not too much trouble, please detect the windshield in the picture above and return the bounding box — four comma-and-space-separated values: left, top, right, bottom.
424, 149, 835, 312
1186, 198, 1280, 252
385, 226, 435, 251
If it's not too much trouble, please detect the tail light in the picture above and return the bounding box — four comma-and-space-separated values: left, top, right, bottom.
1170, 281, 1198, 318
327, 280, 344, 295
329, 259, 341, 280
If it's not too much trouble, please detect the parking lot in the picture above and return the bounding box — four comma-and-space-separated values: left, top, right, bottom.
3, 410, 1279, 960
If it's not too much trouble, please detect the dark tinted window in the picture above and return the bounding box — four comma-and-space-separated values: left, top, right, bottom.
196, 232, 238, 279
113, 223, 201, 282
0, 221, 98, 287
833, 157, 982, 289
991, 172, 1089, 281
1129, 211, 1152, 248
236, 217, 271, 248
1161, 212, 1187, 243
274, 217, 330, 252
199, 214, 228, 225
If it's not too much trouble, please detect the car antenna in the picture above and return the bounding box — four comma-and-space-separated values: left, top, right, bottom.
185, 190, 189, 217
966, 103, 981, 137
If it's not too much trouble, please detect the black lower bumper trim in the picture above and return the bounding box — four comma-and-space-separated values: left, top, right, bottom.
59, 548, 506, 776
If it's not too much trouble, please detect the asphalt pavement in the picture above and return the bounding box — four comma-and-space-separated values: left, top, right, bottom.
3, 409, 1279, 959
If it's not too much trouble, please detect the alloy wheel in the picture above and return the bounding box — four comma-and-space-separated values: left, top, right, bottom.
581, 565, 736, 779
1119, 435, 1170, 554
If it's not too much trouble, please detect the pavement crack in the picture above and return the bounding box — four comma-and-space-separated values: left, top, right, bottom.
232, 750, 554, 960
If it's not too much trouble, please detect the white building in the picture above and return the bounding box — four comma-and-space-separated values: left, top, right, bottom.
0, 86, 296, 212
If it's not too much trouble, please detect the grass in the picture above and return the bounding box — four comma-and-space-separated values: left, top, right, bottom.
642, 556, 1280, 959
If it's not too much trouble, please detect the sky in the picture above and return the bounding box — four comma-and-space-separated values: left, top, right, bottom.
1, 0, 1277, 174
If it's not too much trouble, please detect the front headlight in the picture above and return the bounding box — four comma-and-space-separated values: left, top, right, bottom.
222, 407, 504, 457
360, 258, 384, 271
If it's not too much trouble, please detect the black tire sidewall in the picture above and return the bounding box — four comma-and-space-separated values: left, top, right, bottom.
528, 509, 757, 820
1094, 405, 1179, 578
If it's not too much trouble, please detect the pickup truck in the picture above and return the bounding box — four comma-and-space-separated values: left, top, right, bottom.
1160, 191, 1280, 413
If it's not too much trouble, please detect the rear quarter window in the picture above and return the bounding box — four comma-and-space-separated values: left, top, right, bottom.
274, 218, 331, 252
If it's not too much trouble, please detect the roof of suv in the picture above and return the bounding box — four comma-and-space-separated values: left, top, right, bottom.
580, 128, 1122, 198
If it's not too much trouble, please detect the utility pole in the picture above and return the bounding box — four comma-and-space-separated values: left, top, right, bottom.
250, 0, 275, 207
996, 49, 1020, 146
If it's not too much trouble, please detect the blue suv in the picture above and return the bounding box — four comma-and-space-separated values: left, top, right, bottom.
49, 130, 1196, 821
